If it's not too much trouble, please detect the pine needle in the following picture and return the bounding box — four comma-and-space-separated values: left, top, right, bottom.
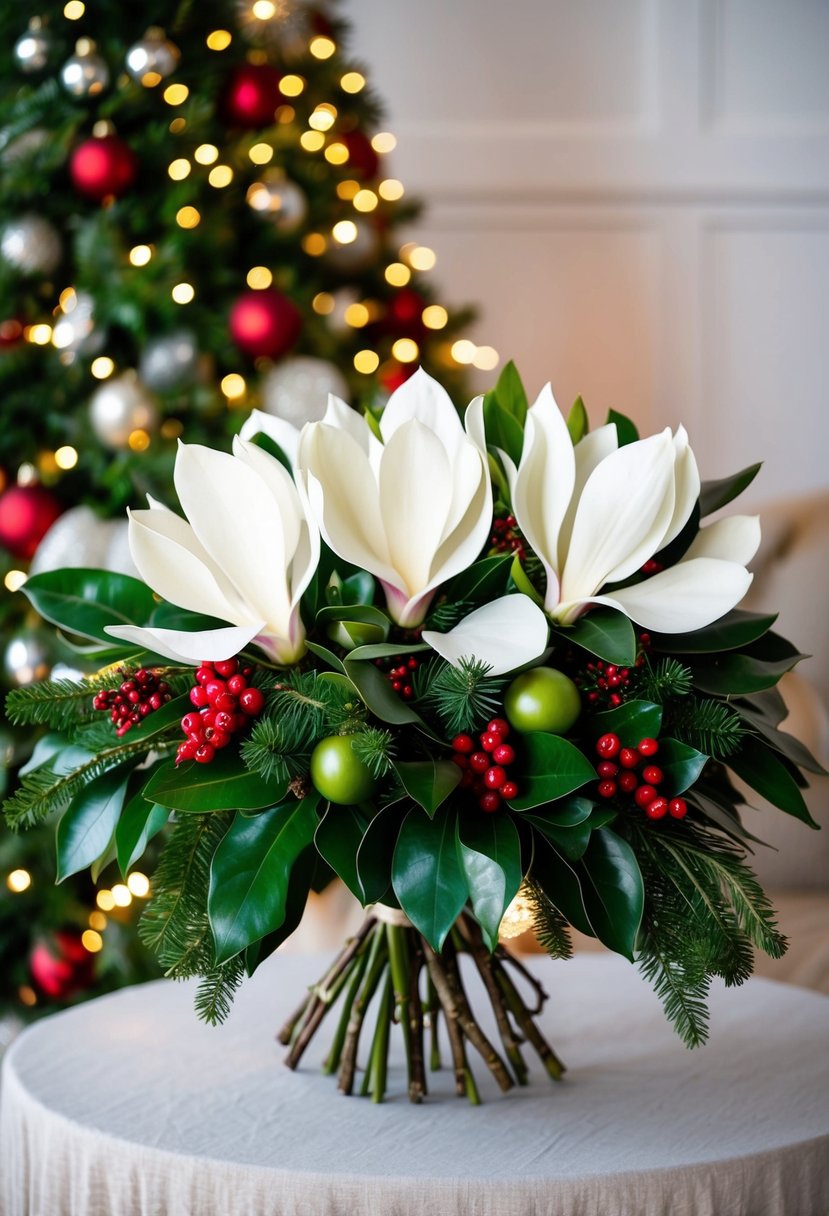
667, 697, 746, 759
425, 657, 506, 736
526, 880, 573, 960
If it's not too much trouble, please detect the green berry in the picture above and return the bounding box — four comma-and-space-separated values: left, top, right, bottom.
504, 667, 581, 735
310, 735, 377, 804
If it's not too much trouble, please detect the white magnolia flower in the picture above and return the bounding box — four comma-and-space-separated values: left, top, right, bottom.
105, 438, 319, 664
297, 369, 492, 628
422, 595, 550, 676
504, 385, 760, 633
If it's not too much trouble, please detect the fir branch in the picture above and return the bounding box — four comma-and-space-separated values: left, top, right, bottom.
5, 668, 193, 732
666, 697, 746, 759
526, 880, 573, 960
636, 937, 712, 1049
425, 658, 506, 736
240, 717, 316, 785
425, 598, 473, 632
636, 657, 693, 703
194, 957, 246, 1027
350, 727, 396, 779
267, 669, 365, 739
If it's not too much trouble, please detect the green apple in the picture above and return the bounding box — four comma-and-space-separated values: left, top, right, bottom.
504, 667, 581, 735
310, 735, 377, 804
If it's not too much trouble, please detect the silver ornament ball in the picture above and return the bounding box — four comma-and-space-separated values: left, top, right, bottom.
89, 374, 158, 449
325, 218, 380, 272
261, 356, 349, 427
138, 331, 199, 392
14, 19, 52, 74
0, 214, 62, 276
1, 128, 49, 166
52, 291, 102, 354
29, 505, 137, 578
125, 27, 181, 83
246, 174, 308, 234
3, 628, 54, 687
60, 39, 110, 98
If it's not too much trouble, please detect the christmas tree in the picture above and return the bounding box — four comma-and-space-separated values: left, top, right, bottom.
0, 0, 480, 1018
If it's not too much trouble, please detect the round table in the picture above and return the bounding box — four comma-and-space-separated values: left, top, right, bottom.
2, 953, 828, 1216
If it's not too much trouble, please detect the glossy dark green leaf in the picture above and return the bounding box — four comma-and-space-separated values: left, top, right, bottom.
650, 610, 778, 655
23, 568, 157, 645
119, 694, 191, 745
356, 804, 402, 905
56, 766, 131, 882
566, 395, 588, 443
317, 602, 391, 630
149, 603, 228, 633
315, 804, 375, 901
740, 686, 788, 727
657, 737, 709, 796
144, 751, 288, 812
393, 759, 462, 818
531, 839, 594, 938
729, 737, 818, 827
685, 789, 767, 845
578, 829, 644, 959
483, 396, 524, 466
392, 806, 467, 950
445, 553, 514, 605
691, 652, 803, 696
735, 701, 825, 775
116, 787, 169, 876
699, 463, 761, 517
561, 608, 637, 665
522, 800, 594, 861
606, 408, 639, 446
19, 732, 75, 776
509, 555, 544, 606
244, 846, 316, 975
590, 699, 663, 746
456, 811, 523, 950
492, 359, 529, 424
344, 655, 433, 733
304, 640, 346, 673
508, 733, 596, 810
208, 794, 320, 964
342, 571, 376, 606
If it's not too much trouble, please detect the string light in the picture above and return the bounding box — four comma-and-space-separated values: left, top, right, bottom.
473, 345, 499, 371
392, 337, 419, 363
312, 292, 334, 315
176, 206, 201, 229
279, 75, 305, 97
59, 287, 77, 312
208, 165, 233, 188
172, 282, 195, 304
127, 872, 150, 897
82, 930, 103, 953
168, 158, 191, 180
249, 143, 274, 165
128, 429, 150, 452
302, 233, 326, 255
451, 339, 477, 365
27, 324, 52, 345
163, 83, 189, 106
169, 117, 186, 134
385, 263, 411, 287
252, 0, 276, 16
160, 419, 184, 439
378, 179, 404, 201
4, 571, 27, 593
371, 132, 397, 154
354, 350, 379, 374
55, 445, 79, 469
194, 143, 219, 165
309, 104, 337, 131
221, 373, 246, 401
309, 35, 336, 59
353, 189, 378, 212
111, 883, 132, 908
6, 869, 31, 893
344, 302, 369, 327
246, 266, 273, 289
129, 244, 152, 266
498, 885, 535, 940
408, 245, 437, 271
64, 1, 85, 17
422, 305, 448, 329
89, 910, 107, 930
332, 220, 357, 244
276, 105, 295, 124
38, 451, 59, 477
324, 142, 348, 165
336, 179, 360, 200
300, 131, 325, 152
206, 29, 232, 50
340, 71, 365, 93
96, 890, 115, 911
18, 986, 37, 1007
91, 356, 115, 379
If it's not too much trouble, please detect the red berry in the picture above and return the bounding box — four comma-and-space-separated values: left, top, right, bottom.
194, 743, 215, 764
487, 719, 510, 738
642, 765, 663, 785
227, 674, 247, 696
618, 771, 638, 793
213, 692, 237, 713
484, 766, 506, 789
452, 733, 474, 754
596, 733, 621, 758
214, 658, 238, 677
215, 710, 235, 732
480, 732, 500, 753
176, 740, 198, 764
469, 751, 490, 774
669, 797, 688, 819
391, 680, 403, 692
452, 754, 469, 769
638, 737, 659, 757
492, 743, 515, 766
181, 712, 201, 735
189, 685, 209, 708
195, 666, 213, 686
200, 708, 217, 728
209, 729, 232, 750
205, 679, 227, 703
239, 687, 265, 716
634, 784, 658, 808
479, 792, 501, 813
501, 781, 518, 800
619, 748, 640, 769
596, 761, 619, 779
646, 797, 669, 820
597, 779, 617, 799
402, 686, 413, 699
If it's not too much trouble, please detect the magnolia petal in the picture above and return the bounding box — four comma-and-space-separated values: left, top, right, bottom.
427, 460, 492, 590
683, 514, 761, 565
238, 409, 300, 468
232, 436, 303, 562
105, 621, 264, 664
422, 595, 549, 677
127, 508, 247, 625
562, 430, 676, 597
379, 368, 465, 458
557, 423, 619, 563
464, 395, 487, 454
317, 393, 382, 467
660, 426, 701, 549
587, 557, 754, 633
379, 420, 453, 594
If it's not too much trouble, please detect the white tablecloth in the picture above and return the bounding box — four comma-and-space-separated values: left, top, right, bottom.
2, 953, 828, 1216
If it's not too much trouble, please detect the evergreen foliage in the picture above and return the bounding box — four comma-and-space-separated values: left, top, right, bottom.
666, 697, 746, 759
526, 880, 573, 960
425, 658, 506, 735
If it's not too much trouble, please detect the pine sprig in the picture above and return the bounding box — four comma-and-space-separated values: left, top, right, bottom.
240, 717, 316, 786
424, 598, 474, 632
267, 670, 365, 741
5, 676, 109, 730
636, 935, 712, 1049
194, 957, 246, 1027
637, 657, 693, 703
425, 658, 506, 735
666, 697, 746, 759
526, 880, 573, 960
350, 727, 396, 779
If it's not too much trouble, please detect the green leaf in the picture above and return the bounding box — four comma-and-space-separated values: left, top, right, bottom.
149, 603, 228, 633
492, 359, 529, 424
393, 758, 462, 818
116, 790, 169, 876
657, 738, 709, 796
729, 736, 819, 827
735, 701, 826, 776
606, 408, 639, 446
445, 553, 514, 605
344, 655, 434, 734
392, 806, 468, 950
144, 751, 288, 812
356, 804, 402, 904
566, 395, 588, 443
56, 766, 131, 882
522, 798, 595, 860
699, 463, 762, 517
315, 804, 375, 901
483, 396, 524, 466
208, 794, 320, 964
304, 640, 346, 673
590, 699, 663, 746
578, 829, 644, 960
561, 608, 636, 665
456, 811, 523, 950
342, 571, 376, 606
23, 568, 157, 646
531, 839, 594, 937
691, 652, 802, 696
122, 693, 191, 744
651, 610, 778, 655
509, 555, 544, 606
244, 847, 316, 975
508, 733, 596, 810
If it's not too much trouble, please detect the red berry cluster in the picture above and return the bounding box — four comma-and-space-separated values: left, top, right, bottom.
489, 514, 526, 562
593, 733, 687, 821
176, 657, 265, 765
373, 654, 419, 700
580, 661, 635, 708
92, 668, 172, 737
451, 719, 519, 814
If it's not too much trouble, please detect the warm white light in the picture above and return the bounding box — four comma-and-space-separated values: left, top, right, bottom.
340, 72, 365, 94
163, 84, 189, 107
127, 872, 150, 897
129, 244, 152, 266
498, 886, 535, 940
194, 143, 219, 165
55, 445, 79, 469
172, 283, 195, 304
332, 220, 357, 244
249, 143, 273, 165
422, 305, 448, 330
473, 345, 500, 371
96, 889, 116, 911
111, 883, 132, 908
208, 165, 233, 188
4, 570, 28, 593
82, 930, 103, 953
6, 869, 31, 893
246, 266, 273, 289
91, 356, 115, 379
354, 350, 379, 374
371, 132, 397, 154
451, 339, 477, 365
221, 373, 246, 400
168, 158, 191, 180
206, 29, 232, 51
392, 337, 419, 363
309, 35, 336, 59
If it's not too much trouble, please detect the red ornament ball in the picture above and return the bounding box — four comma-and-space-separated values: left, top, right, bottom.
341, 129, 379, 179
0, 484, 62, 559
222, 63, 282, 127
229, 288, 302, 359
30, 930, 96, 1001
387, 288, 427, 331
69, 135, 137, 201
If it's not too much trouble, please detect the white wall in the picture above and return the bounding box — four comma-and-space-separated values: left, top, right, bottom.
346, 0, 829, 505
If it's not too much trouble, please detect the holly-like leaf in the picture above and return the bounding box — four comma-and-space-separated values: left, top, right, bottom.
116, 787, 169, 876
508, 734, 596, 810
392, 806, 468, 951
578, 829, 644, 960
699, 463, 761, 517
344, 653, 436, 736
531, 839, 594, 938
657, 738, 709, 796
456, 811, 522, 950
651, 610, 778, 655
561, 607, 636, 665
393, 758, 462, 818
445, 553, 514, 605
315, 804, 375, 901
691, 652, 803, 696
56, 765, 131, 882
736, 701, 825, 775
144, 751, 288, 812
208, 794, 320, 964
356, 804, 402, 905
729, 736, 819, 827
23, 568, 157, 646
590, 699, 663, 746
522, 798, 595, 860
244, 847, 316, 975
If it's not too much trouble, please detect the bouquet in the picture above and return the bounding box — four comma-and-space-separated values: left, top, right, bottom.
4, 365, 822, 1104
